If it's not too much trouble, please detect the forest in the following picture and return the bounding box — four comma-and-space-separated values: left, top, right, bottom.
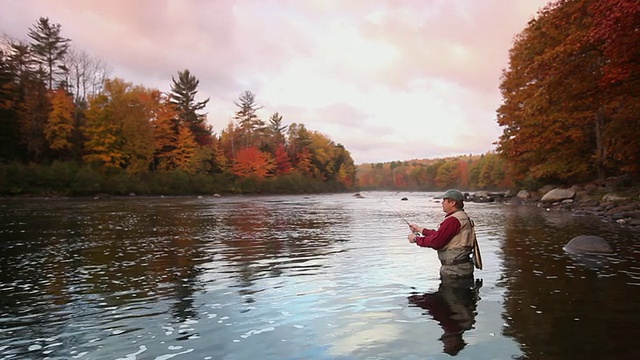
1, 0, 639, 196
0, 18, 356, 195
357, 0, 640, 192
356, 153, 514, 191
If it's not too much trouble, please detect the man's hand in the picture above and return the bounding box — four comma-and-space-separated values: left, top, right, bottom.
407, 233, 417, 243
409, 223, 423, 234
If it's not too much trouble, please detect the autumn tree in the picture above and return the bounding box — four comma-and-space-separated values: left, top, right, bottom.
232, 146, 273, 179
83, 79, 154, 173
497, 0, 640, 183
44, 88, 75, 158
121, 86, 156, 173
587, 0, 640, 175
333, 144, 356, 187
434, 161, 460, 189
287, 123, 311, 169
151, 91, 180, 171
28, 17, 70, 91
83, 89, 125, 169
218, 122, 241, 165
589, 0, 640, 87
457, 160, 470, 188
306, 131, 336, 179
273, 145, 292, 175
170, 125, 216, 175
172, 126, 198, 174
497, 0, 592, 182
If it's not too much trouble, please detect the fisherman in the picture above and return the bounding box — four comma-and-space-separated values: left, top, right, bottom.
407, 189, 482, 283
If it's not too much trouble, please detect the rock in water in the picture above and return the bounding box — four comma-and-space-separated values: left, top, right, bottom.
541, 188, 576, 203
563, 235, 614, 254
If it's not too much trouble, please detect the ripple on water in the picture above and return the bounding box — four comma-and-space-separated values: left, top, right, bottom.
1, 195, 640, 359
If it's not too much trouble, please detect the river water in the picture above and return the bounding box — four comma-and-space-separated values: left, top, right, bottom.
0, 192, 639, 360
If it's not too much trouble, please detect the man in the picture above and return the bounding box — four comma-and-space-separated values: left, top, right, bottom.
407, 189, 480, 280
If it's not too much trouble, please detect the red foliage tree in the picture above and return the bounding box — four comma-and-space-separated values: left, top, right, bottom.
274, 145, 292, 175
232, 146, 273, 179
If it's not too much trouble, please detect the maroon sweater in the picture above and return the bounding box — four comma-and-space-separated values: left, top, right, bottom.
415, 212, 461, 250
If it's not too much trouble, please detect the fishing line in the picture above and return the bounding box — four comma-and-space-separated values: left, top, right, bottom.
379, 196, 421, 235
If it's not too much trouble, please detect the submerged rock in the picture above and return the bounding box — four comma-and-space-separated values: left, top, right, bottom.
563, 235, 614, 254
471, 191, 494, 203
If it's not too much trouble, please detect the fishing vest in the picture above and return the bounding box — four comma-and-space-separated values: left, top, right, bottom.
437, 210, 475, 278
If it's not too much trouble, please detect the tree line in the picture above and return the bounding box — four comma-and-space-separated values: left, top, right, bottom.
0, 18, 356, 196
356, 153, 516, 191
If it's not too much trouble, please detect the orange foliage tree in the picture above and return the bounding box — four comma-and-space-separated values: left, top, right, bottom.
44, 88, 75, 155
232, 146, 273, 179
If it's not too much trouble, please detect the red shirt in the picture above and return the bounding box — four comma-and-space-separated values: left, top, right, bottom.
415, 212, 461, 250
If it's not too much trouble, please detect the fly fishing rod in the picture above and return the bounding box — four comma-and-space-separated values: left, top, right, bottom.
380, 197, 421, 235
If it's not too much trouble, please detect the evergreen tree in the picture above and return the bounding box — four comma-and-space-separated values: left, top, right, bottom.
0, 49, 24, 161
28, 17, 70, 91
267, 111, 287, 147
169, 69, 211, 145
233, 90, 264, 148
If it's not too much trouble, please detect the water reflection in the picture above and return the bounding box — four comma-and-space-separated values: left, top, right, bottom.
499, 205, 640, 360
0, 195, 355, 358
1, 195, 639, 359
408, 276, 482, 356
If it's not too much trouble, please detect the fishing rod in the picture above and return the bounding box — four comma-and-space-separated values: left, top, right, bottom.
380, 197, 421, 235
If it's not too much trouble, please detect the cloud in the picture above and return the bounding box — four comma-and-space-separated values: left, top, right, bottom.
0, 0, 549, 164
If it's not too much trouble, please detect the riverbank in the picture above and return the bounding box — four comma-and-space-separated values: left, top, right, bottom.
507, 183, 640, 230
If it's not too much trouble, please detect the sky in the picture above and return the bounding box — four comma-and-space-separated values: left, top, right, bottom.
1, 0, 550, 165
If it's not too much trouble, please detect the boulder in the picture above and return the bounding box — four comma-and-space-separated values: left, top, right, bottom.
602, 193, 629, 202
538, 185, 557, 195
541, 188, 576, 203
516, 190, 531, 200
563, 235, 614, 254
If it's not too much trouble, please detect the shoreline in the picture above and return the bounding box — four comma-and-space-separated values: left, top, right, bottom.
481, 186, 640, 231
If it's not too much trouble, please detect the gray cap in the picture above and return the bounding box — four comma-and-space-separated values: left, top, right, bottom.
442, 189, 464, 201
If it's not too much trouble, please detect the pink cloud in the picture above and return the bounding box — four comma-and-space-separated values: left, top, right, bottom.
1, 0, 550, 164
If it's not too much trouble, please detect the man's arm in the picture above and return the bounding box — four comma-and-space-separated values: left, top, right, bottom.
415, 217, 461, 249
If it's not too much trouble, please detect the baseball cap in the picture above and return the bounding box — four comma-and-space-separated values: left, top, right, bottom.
442, 189, 464, 201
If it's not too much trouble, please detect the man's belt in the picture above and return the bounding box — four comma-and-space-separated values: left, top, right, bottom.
441, 258, 472, 266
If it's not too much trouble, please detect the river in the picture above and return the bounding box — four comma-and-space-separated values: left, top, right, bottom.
0, 192, 639, 359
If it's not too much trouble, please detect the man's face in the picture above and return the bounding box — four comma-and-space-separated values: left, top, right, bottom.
441, 198, 455, 213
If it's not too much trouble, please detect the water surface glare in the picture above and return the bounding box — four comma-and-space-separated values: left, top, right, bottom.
1, 192, 639, 359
